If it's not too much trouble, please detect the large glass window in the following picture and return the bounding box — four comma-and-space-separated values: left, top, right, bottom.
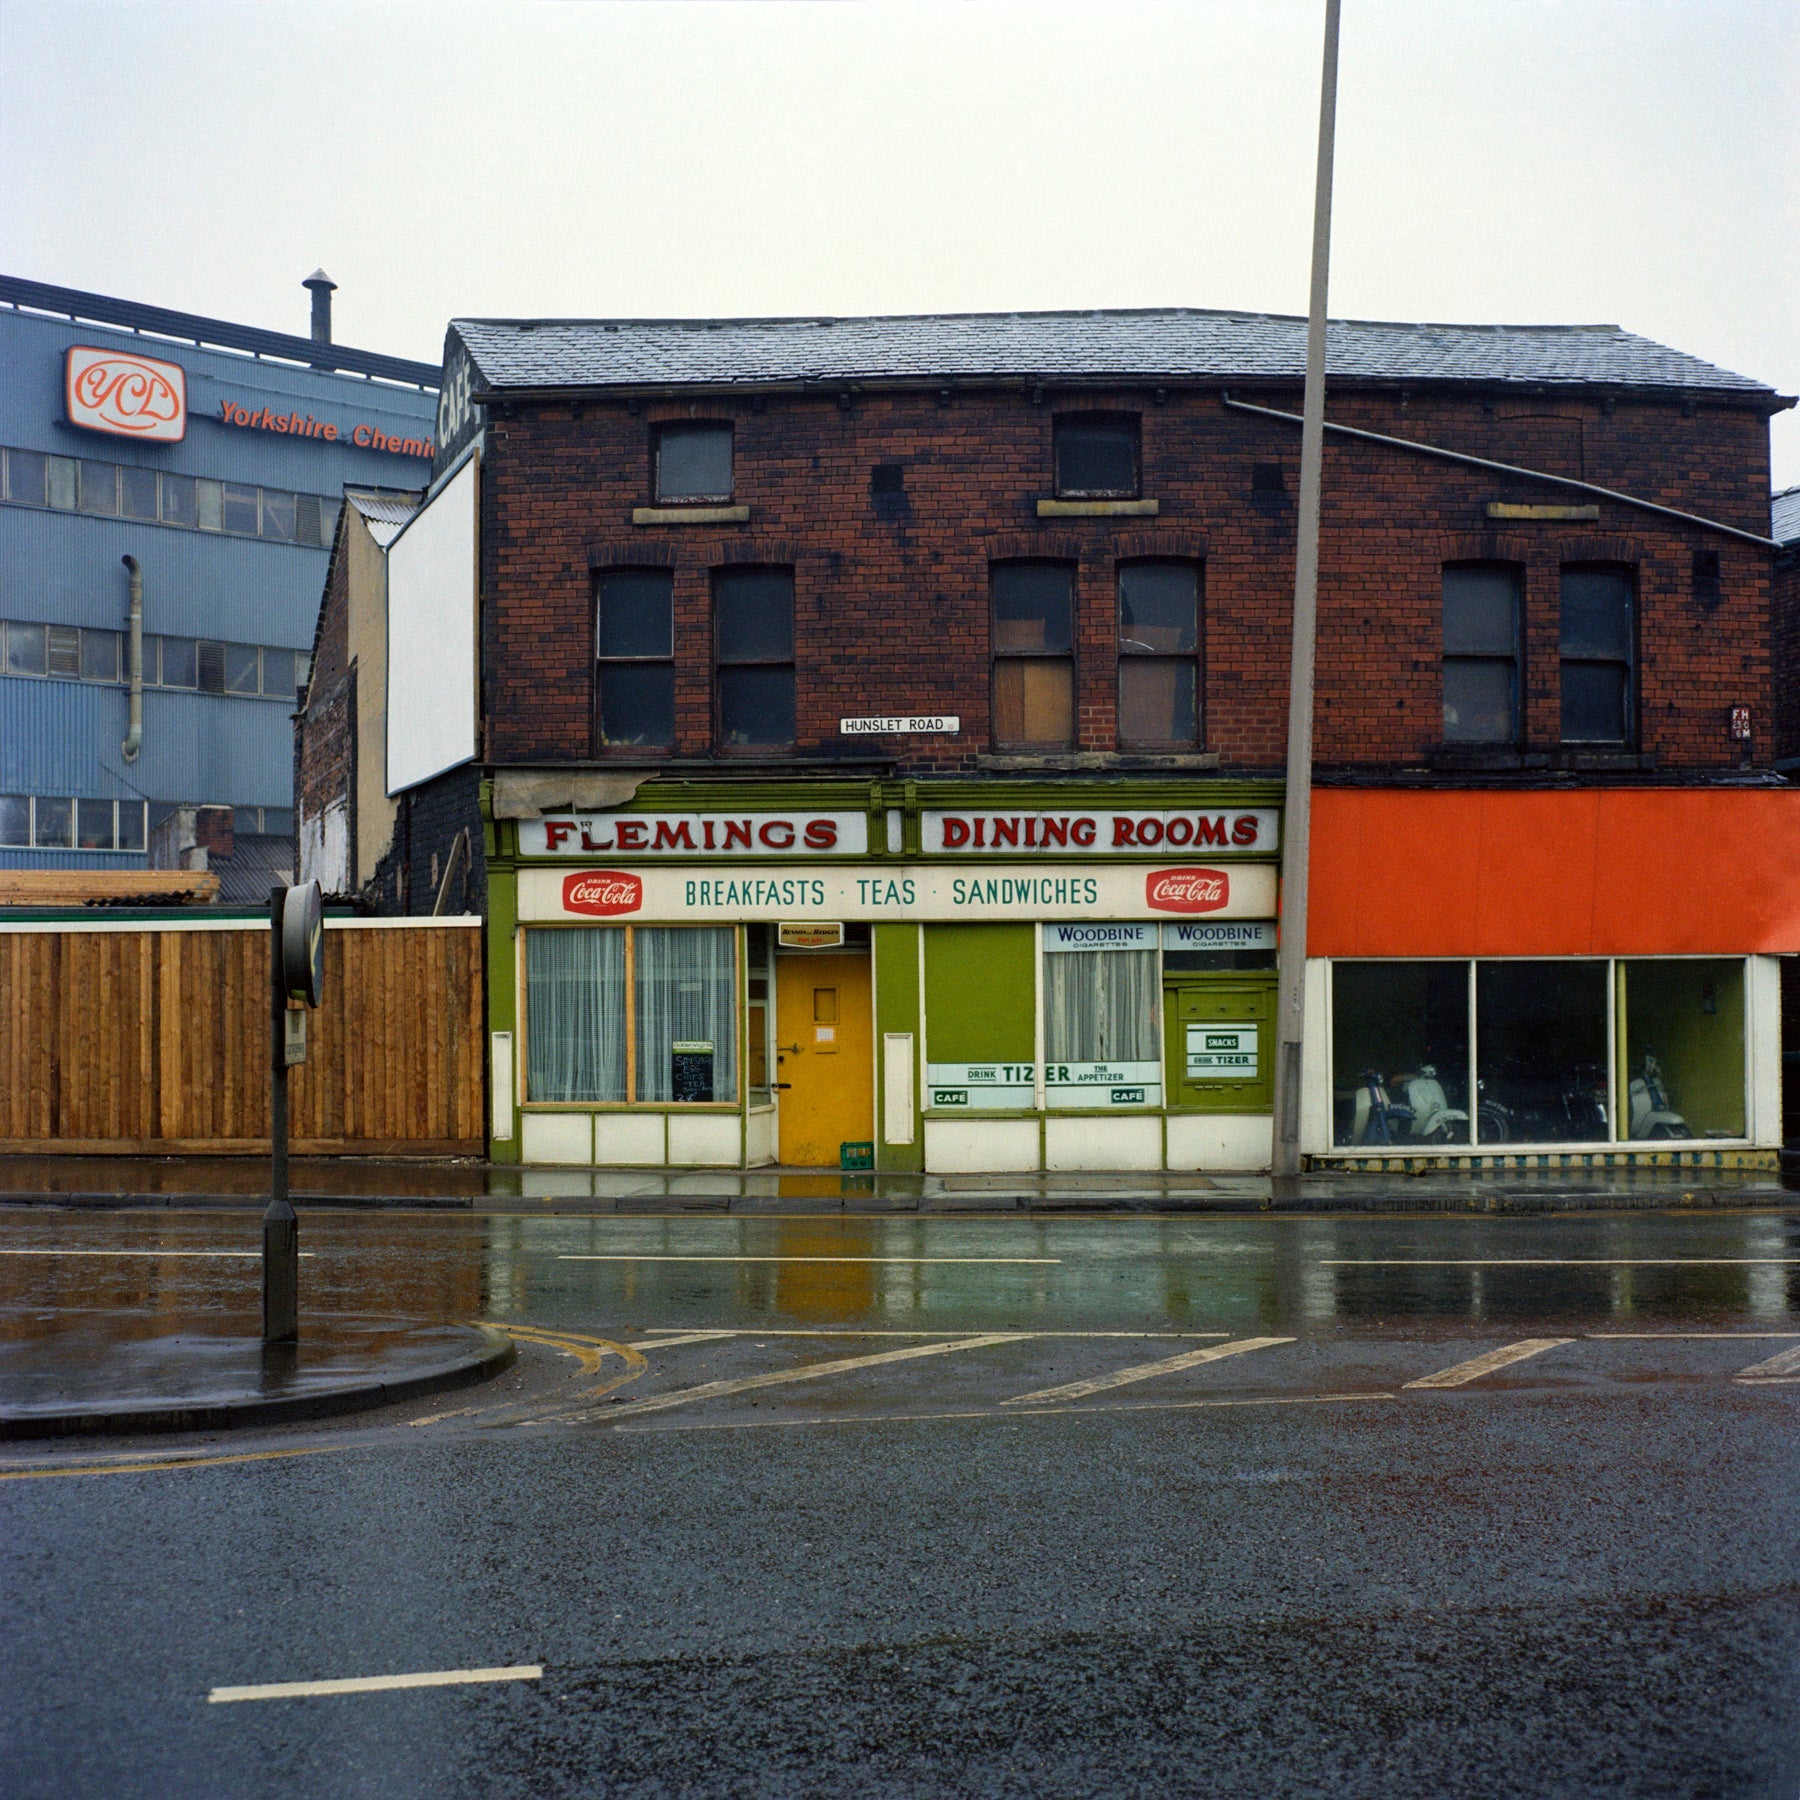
992, 562, 1074, 749
1053, 414, 1139, 498
596, 570, 675, 749
525, 928, 627, 1103
1560, 566, 1634, 745
1476, 960, 1610, 1142
1443, 564, 1521, 744
1331, 961, 1471, 1147
715, 568, 794, 750
1622, 959, 1745, 1140
655, 424, 733, 502
1118, 562, 1200, 748
635, 927, 739, 1103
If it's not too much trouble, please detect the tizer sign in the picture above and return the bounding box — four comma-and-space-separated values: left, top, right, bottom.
1145, 868, 1229, 913
66, 346, 187, 442
562, 871, 643, 916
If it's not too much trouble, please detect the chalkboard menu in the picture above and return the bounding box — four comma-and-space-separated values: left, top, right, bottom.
671, 1040, 714, 1103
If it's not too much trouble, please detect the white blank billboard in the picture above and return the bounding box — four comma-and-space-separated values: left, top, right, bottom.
386, 456, 478, 795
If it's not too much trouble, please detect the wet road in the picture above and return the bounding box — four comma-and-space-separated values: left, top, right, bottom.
4, 1206, 1799, 1797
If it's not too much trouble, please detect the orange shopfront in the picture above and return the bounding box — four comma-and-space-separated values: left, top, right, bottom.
1302, 788, 1800, 1167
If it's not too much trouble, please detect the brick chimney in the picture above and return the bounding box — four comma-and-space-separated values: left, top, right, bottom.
194, 805, 234, 861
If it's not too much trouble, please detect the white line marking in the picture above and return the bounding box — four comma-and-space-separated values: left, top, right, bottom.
1404, 1338, 1573, 1389
1588, 1333, 1800, 1339
617, 1391, 1396, 1433
0, 1248, 317, 1258
208, 1664, 541, 1703
557, 1254, 1059, 1265
1735, 1344, 1800, 1380
1322, 1259, 1800, 1267
1002, 1336, 1294, 1406
596, 1332, 1032, 1419
614, 1328, 1227, 1340
632, 1330, 741, 1350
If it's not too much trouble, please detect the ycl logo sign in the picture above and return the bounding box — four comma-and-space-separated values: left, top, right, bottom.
562, 871, 643, 916
1145, 868, 1229, 913
66, 346, 186, 442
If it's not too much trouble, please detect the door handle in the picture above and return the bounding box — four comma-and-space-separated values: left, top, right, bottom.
771, 1082, 792, 1091
778, 1043, 803, 1054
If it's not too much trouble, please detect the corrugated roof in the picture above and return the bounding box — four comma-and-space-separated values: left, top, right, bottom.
1773, 486, 1800, 546
450, 308, 1776, 399
347, 491, 419, 526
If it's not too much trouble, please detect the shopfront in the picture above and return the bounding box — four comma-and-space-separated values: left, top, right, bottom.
484, 780, 1284, 1171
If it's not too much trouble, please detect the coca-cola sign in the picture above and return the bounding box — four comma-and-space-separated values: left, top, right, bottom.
1145, 868, 1230, 914
562, 871, 643, 917
65, 346, 187, 443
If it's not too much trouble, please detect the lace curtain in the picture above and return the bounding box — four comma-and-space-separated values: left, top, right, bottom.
525, 928, 626, 1102
1044, 949, 1159, 1063
634, 927, 739, 1103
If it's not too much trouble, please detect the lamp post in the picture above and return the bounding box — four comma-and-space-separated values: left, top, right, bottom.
1270, 0, 1342, 1179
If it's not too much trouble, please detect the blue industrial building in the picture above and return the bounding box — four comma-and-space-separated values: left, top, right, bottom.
0, 274, 437, 891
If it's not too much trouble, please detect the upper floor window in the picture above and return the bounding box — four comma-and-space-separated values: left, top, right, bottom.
992, 562, 1074, 749
1053, 414, 1139, 499
655, 424, 734, 503
1560, 566, 1635, 745
1117, 562, 1201, 748
715, 567, 794, 750
1443, 563, 1522, 744
595, 570, 674, 750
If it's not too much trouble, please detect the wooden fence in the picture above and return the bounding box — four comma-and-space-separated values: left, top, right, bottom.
0, 918, 484, 1155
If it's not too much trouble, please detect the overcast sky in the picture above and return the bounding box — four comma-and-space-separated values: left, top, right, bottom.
3, 0, 1795, 486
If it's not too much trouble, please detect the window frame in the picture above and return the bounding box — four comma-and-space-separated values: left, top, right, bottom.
1116, 559, 1203, 751
991, 560, 1077, 751
1559, 563, 1637, 748
593, 568, 677, 754
653, 422, 735, 505
1052, 412, 1142, 500
712, 565, 796, 754
1441, 561, 1524, 747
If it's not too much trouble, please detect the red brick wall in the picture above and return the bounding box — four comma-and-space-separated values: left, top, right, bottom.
477, 385, 1777, 776
297, 525, 353, 826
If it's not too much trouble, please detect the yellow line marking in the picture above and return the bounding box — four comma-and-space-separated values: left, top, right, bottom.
594, 1332, 1033, 1421
1404, 1338, 1573, 1389
208, 1664, 542, 1703
557, 1254, 1060, 1265
617, 1391, 1397, 1433
1735, 1343, 1800, 1379
0, 1443, 351, 1482
1002, 1336, 1295, 1406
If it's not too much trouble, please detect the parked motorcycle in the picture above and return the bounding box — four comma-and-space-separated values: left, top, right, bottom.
1397, 1064, 1469, 1143
1628, 1051, 1689, 1139
1350, 1070, 1414, 1145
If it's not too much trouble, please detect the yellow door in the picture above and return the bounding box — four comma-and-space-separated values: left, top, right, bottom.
775, 952, 873, 1165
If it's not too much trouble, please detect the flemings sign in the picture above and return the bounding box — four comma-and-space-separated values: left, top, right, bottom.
66, 347, 187, 442
520, 812, 869, 857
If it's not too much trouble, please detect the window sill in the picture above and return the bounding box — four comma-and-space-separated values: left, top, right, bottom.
631, 504, 750, 526
1427, 745, 1656, 774
978, 750, 1221, 772
1036, 498, 1159, 518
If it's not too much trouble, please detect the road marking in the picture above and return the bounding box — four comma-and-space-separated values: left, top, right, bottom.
0, 1444, 353, 1482
0, 1248, 316, 1258
594, 1332, 1033, 1420
557, 1254, 1059, 1265
1322, 1258, 1800, 1267
208, 1664, 542, 1703
615, 1328, 1227, 1339
1736, 1344, 1800, 1380
1588, 1332, 1800, 1340
1404, 1338, 1573, 1389
618, 1391, 1396, 1433
1002, 1336, 1295, 1406
633, 1330, 741, 1350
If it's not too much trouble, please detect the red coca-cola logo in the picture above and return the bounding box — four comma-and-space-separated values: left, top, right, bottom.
562, 871, 643, 916
1145, 868, 1229, 914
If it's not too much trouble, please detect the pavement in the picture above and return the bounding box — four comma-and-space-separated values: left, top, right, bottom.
3, 1205, 1799, 1795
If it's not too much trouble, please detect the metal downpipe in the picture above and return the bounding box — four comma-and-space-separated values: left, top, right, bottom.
120, 554, 143, 763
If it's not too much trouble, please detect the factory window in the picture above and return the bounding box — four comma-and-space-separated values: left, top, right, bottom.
5, 622, 46, 676
80, 628, 119, 682
160, 473, 197, 527
1054, 414, 1140, 499
260, 488, 297, 541
33, 797, 72, 849
1561, 565, 1635, 745
1, 620, 308, 702
0, 795, 27, 845
156, 635, 198, 688
0, 795, 147, 853
120, 465, 158, 521
78, 460, 118, 515
47, 626, 80, 677
992, 562, 1075, 749
595, 570, 675, 750
4, 448, 44, 505
1117, 561, 1201, 748
714, 567, 795, 750
222, 483, 259, 535
1443, 564, 1521, 744
655, 424, 734, 503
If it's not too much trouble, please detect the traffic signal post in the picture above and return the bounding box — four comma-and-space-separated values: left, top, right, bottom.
265, 880, 324, 1345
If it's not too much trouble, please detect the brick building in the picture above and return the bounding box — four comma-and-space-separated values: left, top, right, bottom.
363, 307, 1798, 1173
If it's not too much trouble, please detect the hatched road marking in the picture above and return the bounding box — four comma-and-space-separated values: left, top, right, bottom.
1735, 1343, 1800, 1381
1002, 1336, 1295, 1406
1405, 1338, 1573, 1389
208, 1665, 542, 1703
591, 1331, 1033, 1421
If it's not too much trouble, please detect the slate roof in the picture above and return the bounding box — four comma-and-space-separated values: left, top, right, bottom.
450, 308, 1776, 400
1773, 486, 1800, 546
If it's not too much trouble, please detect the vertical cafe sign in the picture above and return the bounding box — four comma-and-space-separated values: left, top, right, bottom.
65, 347, 188, 443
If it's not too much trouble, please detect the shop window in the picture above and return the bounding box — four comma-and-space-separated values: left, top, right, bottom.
1331, 961, 1471, 1147
655, 424, 733, 503
161, 473, 197, 527
1053, 414, 1139, 498
77, 799, 114, 850
120, 465, 158, 521
992, 563, 1074, 749
1560, 566, 1634, 745
47, 626, 81, 678
715, 568, 794, 750
0, 795, 27, 845
596, 570, 675, 749
78, 460, 117, 515
525, 928, 628, 1103
34, 796, 72, 849
1443, 564, 1521, 744
635, 927, 739, 1103
1476, 960, 1610, 1142
5, 622, 46, 677
1045, 949, 1160, 1065
5, 448, 45, 505
1117, 562, 1200, 748
1622, 959, 1745, 1140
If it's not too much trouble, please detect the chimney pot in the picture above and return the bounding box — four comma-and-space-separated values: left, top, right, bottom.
303, 269, 337, 346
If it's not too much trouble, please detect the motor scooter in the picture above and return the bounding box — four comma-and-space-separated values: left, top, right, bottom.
1397, 1064, 1469, 1143
1628, 1051, 1688, 1139
1350, 1070, 1414, 1145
